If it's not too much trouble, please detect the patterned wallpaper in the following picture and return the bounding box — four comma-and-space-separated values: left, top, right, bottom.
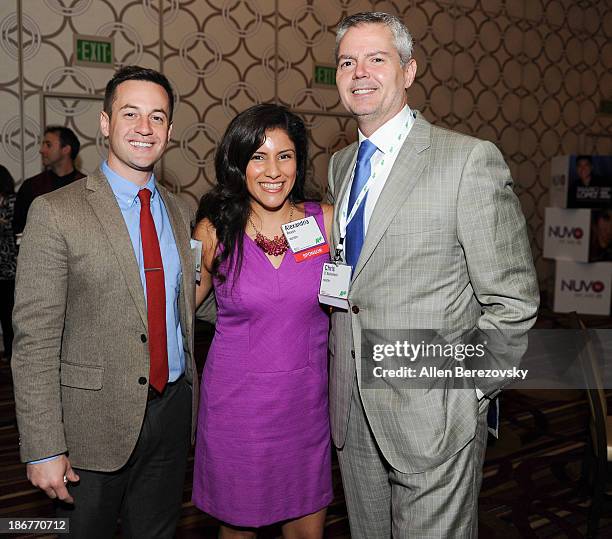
1, 0, 611, 294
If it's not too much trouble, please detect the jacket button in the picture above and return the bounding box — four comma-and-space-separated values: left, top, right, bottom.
140, 334, 147, 343
138, 377, 147, 385
351, 350, 355, 359
352, 305, 359, 314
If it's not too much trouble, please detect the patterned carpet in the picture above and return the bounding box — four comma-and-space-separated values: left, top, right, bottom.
0, 323, 610, 538
479, 389, 611, 538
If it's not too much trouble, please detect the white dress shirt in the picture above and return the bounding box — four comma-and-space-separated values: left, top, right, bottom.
339, 105, 416, 237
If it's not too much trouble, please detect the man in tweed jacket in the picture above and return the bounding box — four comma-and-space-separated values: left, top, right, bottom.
12, 66, 197, 538
327, 12, 539, 538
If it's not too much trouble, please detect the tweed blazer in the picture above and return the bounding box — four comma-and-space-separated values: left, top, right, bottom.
327, 113, 539, 473
12, 168, 198, 471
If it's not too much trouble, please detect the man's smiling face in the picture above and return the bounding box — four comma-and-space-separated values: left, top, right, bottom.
100, 79, 172, 184
336, 23, 416, 136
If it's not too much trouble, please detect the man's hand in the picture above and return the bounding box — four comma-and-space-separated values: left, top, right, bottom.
26, 455, 80, 503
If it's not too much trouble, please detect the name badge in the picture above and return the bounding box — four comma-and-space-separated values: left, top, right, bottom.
318, 262, 351, 309
282, 216, 330, 262
190, 239, 202, 283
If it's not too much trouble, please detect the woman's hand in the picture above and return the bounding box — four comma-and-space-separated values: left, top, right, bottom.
321, 203, 334, 243
193, 218, 217, 308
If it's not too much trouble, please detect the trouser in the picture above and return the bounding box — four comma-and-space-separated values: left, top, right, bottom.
336, 386, 488, 538
57, 377, 192, 538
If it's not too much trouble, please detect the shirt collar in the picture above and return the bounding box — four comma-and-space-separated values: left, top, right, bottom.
102, 161, 157, 209
358, 105, 415, 154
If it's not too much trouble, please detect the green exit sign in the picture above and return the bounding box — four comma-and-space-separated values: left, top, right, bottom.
313, 64, 336, 88
74, 34, 114, 68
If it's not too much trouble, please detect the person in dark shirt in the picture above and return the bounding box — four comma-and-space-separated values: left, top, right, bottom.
13, 126, 85, 235
0, 165, 16, 362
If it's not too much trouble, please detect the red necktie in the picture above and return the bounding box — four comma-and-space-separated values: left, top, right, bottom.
138, 188, 168, 394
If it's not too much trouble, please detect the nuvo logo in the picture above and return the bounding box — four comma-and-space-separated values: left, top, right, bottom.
560, 280, 605, 294
548, 226, 584, 240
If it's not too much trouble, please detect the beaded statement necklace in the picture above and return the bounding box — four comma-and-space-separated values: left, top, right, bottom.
248, 203, 295, 257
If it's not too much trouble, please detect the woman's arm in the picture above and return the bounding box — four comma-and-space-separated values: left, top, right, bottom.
321, 202, 333, 242
193, 218, 217, 308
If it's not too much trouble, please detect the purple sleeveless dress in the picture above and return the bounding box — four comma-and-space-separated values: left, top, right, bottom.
192, 202, 333, 527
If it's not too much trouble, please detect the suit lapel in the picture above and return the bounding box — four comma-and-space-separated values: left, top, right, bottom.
351, 113, 431, 282
85, 169, 148, 328
157, 185, 194, 346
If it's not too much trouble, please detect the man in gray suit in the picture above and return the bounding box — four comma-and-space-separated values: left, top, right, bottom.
12, 66, 197, 538
327, 12, 539, 538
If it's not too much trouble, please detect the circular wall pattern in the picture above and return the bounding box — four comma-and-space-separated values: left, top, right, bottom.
0, 13, 41, 62
2, 116, 40, 163
179, 32, 222, 78
262, 44, 290, 82
42, 67, 96, 117
43, 0, 93, 17
180, 122, 221, 169
222, 81, 262, 119
142, 0, 180, 25
291, 6, 327, 48
97, 21, 144, 67
222, 0, 263, 38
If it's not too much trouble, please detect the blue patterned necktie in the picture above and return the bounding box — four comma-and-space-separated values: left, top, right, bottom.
345, 139, 378, 269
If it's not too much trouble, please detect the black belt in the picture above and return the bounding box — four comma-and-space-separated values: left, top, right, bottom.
147, 374, 185, 402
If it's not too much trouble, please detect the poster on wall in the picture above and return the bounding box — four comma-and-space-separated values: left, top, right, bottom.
549, 155, 612, 209
554, 260, 612, 316
544, 207, 612, 263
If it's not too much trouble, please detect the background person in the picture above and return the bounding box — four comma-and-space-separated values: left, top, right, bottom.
13, 126, 85, 236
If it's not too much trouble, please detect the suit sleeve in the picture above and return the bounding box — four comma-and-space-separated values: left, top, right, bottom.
12, 196, 69, 462
456, 141, 540, 395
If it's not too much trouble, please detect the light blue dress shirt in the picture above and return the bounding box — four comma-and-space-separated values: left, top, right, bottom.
102, 161, 185, 382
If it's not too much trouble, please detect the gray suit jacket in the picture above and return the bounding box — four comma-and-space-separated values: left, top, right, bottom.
12, 169, 198, 471
327, 113, 539, 473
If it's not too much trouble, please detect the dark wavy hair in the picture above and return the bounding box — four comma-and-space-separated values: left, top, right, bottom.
196, 104, 308, 283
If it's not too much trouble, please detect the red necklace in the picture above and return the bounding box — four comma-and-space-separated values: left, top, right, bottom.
249, 204, 295, 256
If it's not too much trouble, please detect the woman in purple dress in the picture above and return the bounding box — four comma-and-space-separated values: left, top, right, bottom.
192, 104, 333, 538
